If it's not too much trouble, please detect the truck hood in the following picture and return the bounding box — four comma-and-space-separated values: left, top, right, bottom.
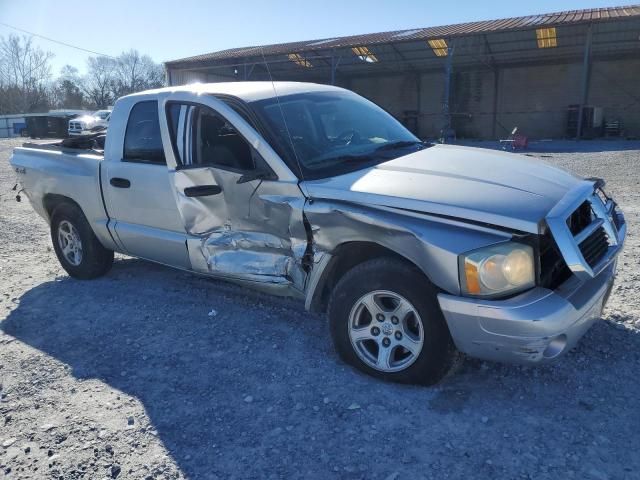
303, 144, 586, 233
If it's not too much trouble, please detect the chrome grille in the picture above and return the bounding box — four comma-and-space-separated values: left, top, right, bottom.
546, 182, 625, 282
567, 201, 592, 235
578, 226, 609, 267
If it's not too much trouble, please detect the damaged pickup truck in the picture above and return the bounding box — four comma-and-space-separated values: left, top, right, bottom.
10, 82, 626, 385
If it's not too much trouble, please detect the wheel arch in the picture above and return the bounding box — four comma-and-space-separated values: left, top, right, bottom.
42, 194, 117, 251
306, 241, 431, 314
42, 193, 85, 222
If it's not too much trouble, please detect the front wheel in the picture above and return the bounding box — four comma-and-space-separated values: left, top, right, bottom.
328, 258, 459, 385
50, 203, 114, 279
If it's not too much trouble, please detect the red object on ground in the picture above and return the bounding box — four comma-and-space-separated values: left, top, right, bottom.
513, 133, 528, 149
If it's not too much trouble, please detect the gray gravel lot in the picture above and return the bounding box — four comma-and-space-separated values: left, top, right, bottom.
0, 137, 639, 479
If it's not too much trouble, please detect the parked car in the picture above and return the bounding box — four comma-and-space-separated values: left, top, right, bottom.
68, 110, 111, 136
10, 82, 626, 385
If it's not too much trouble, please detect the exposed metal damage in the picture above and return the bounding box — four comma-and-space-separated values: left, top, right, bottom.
182, 186, 313, 293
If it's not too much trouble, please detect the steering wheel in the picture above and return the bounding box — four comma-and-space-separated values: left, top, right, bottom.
335, 129, 361, 146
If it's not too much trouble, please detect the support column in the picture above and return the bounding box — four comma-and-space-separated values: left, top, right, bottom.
245, 64, 255, 80
492, 68, 500, 139
442, 41, 455, 141
416, 72, 422, 138
576, 24, 593, 140
330, 52, 341, 85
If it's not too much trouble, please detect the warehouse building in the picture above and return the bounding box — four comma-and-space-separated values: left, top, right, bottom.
165, 5, 640, 140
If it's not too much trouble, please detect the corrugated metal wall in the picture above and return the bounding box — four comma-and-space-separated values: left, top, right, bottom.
0, 117, 27, 139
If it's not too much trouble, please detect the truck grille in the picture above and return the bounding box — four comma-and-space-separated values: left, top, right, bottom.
567, 201, 593, 234
539, 233, 572, 290
578, 226, 609, 267
545, 184, 623, 284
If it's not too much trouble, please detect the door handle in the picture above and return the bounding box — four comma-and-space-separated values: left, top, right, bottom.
110, 177, 131, 188
184, 185, 222, 197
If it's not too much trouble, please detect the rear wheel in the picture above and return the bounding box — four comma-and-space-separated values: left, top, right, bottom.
50, 203, 114, 279
328, 258, 459, 385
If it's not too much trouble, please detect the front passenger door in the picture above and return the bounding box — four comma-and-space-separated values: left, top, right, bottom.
162, 98, 303, 285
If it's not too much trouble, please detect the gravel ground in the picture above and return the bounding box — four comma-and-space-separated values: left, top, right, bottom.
0, 137, 639, 480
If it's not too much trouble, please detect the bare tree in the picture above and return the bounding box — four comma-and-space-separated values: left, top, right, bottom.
51, 65, 84, 109
82, 56, 117, 108
0, 34, 54, 113
0, 35, 164, 112
113, 49, 164, 97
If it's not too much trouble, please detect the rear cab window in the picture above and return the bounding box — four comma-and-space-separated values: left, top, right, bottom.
123, 101, 166, 164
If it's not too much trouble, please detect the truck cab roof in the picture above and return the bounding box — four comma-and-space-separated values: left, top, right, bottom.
120, 81, 347, 103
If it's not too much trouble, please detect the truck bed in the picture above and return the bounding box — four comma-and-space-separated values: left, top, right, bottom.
10, 143, 113, 249
21, 131, 106, 154
20, 142, 104, 156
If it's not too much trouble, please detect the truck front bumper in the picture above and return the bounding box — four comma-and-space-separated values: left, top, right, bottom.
438, 262, 616, 364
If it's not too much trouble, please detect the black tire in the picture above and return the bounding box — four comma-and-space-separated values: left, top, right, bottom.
328, 257, 459, 386
50, 203, 114, 279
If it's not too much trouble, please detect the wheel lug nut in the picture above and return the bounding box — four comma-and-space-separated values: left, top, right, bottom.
376, 314, 385, 322
371, 327, 380, 336
395, 331, 402, 340
382, 337, 391, 347
391, 316, 399, 325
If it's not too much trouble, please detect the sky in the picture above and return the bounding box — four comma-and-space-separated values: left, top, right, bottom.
0, 0, 635, 77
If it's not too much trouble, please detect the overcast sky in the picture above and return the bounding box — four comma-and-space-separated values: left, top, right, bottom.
0, 0, 634, 76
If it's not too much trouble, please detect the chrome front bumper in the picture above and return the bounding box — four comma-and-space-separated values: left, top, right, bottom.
438, 180, 625, 365
438, 262, 617, 364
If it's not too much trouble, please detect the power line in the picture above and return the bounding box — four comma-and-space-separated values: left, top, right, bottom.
0, 21, 116, 59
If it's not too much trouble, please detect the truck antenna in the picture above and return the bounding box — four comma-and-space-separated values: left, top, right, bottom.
260, 48, 311, 199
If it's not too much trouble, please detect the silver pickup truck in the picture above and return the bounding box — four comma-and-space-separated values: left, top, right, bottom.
10, 82, 626, 385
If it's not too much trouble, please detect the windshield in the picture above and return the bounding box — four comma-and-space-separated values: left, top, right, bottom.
249, 91, 428, 179
94, 111, 110, 119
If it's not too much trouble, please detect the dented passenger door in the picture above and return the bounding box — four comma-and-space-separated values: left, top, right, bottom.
159, 93, 308, 290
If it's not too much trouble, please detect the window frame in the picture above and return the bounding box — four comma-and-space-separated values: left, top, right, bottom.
122, 100, 167, 165
165, 100, 269, 175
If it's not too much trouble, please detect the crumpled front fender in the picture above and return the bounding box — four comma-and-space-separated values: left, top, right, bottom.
302, 199, 514, 309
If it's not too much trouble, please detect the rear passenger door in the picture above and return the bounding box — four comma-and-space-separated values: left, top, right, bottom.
102, 99, 190, 268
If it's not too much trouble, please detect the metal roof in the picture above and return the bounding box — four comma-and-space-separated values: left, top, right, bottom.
166, 5, 640, 67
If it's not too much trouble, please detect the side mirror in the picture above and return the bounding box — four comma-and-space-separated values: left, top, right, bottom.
236, 169, 273, 184
236, 149, 275, 184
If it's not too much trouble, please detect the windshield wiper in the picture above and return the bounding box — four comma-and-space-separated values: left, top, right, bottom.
307, 142, 429, 168
373, 140, 426, 152
330, 154, 375, 163
305, 153, 374, 168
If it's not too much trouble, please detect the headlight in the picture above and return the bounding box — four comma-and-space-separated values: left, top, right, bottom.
459, 242, 535, 297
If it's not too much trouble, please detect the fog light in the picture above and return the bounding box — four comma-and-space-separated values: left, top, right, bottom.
543, 334, 567, 359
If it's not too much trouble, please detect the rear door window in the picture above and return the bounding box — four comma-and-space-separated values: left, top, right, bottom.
123, 101, 166, 164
